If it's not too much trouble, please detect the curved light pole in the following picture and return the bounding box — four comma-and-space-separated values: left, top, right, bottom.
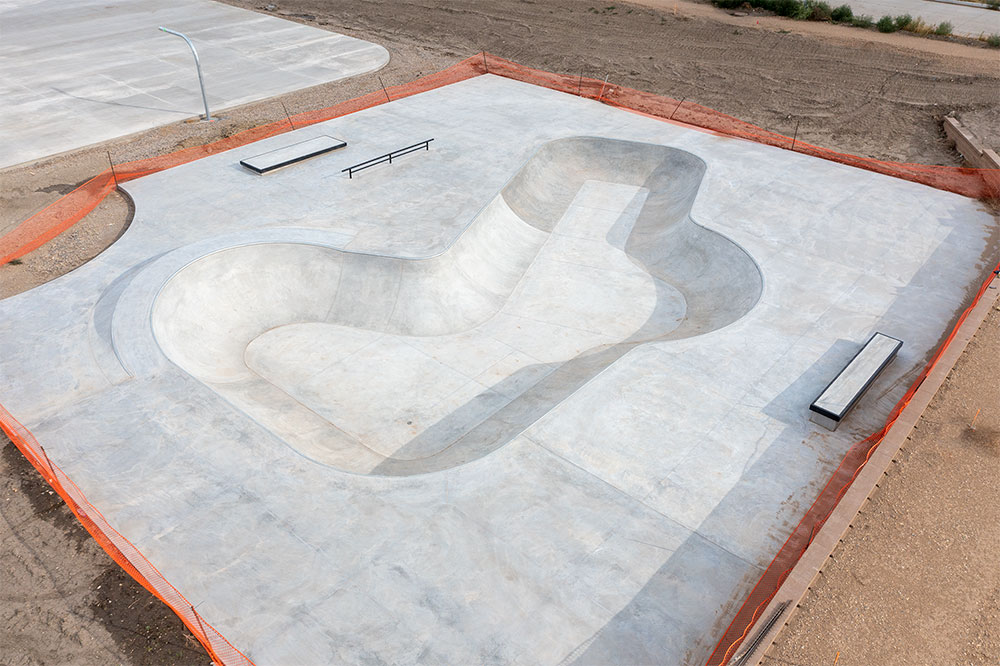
158, 26, 212, 121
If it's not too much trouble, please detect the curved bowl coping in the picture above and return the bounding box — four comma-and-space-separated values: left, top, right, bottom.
105, 137, 763, 474
506, 137, 762, 340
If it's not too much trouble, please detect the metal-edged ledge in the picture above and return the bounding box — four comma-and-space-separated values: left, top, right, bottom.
240, 135, 347, 175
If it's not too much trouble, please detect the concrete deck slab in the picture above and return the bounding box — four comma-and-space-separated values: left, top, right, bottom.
0, 74, 995, 665
0, 0, 387, 169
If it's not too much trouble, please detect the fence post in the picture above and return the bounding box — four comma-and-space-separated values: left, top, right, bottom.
107, 151, 119, 189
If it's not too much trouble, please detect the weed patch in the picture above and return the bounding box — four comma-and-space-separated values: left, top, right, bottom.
876, 15, 897, 32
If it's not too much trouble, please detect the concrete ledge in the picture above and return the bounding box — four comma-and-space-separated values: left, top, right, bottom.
944, 116, 1000, 170
809, 333, 903, 431
742, 269, 1000, 666
240, 136, 347, 175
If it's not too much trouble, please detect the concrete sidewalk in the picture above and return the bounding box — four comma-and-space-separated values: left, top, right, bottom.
845, 0, 1000, 36
0, 0, 388, 169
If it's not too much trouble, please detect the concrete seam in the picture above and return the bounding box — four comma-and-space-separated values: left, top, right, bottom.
522, 433, 766, 573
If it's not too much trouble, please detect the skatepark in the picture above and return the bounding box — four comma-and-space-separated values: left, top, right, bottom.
3, 69, 996, 663
2, 2, 999, 665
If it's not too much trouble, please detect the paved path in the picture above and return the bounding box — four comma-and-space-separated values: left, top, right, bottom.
0, 0, 388, 169
844, 0, 1000, 36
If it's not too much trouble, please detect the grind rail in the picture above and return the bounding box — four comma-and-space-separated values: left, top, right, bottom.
342, 139, 434, 178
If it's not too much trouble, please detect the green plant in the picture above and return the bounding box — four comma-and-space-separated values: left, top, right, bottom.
893, 13, 912, 30
934, 21, 952, 35
831, 4, 853, 21
6, 258, 23, 266
876, 15, 897, 32
987, 33, 1000, 47
986, 0, 999, 10
807, 1, 833, 21
773, 0, 805, 18
851, 14, 874, 27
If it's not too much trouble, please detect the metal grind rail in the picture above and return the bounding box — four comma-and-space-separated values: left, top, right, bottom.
342, 139, 434, 178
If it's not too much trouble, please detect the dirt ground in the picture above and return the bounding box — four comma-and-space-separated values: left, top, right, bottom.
1, 1, 998, 664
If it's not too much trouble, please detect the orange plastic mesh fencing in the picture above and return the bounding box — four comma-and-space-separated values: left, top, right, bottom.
2, 52, 999, 665
706, 259, 1000, 666
0, 404, 255, 666
2, 52, 998, 266
0, 54, 486, 265
480, 54, 1000, 200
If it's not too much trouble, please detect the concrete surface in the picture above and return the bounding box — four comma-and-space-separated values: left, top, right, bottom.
151, 138, 761, 474
0, 0, 388, 169
844, 0, 1000, 36
0, 74, 995, 665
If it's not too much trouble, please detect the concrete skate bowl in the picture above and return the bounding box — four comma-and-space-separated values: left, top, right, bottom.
151, 137, 762, 475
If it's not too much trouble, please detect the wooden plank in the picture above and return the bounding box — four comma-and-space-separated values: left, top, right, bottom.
943, 117, 1000, 170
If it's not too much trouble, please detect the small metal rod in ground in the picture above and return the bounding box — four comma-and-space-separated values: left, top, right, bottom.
669, 97, 686, 120
37, 444, 56, 484
482, 51, 489, 72
791, 118, 801, 151
280, 101, 295, 131
190, 606, 211, 653
577, 72, 583, 96
106, 151, 119, 189
597, 74, 610, 101
378, 75, 391, 103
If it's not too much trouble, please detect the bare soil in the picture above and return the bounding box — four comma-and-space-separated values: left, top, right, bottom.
1, 1, 997, 664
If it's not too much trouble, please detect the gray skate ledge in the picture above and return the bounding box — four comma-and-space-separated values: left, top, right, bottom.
240, 135, 347, 174
810, 332, 903, 430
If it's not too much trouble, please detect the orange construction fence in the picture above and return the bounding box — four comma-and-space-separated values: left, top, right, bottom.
1, 53, 998, 666
0, 404, 254, 666
3, 52, 998, 265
